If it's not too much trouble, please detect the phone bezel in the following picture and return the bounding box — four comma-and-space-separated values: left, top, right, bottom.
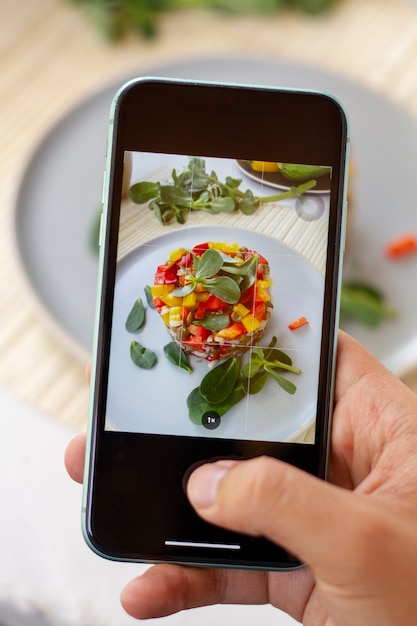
83, 77, 349, 570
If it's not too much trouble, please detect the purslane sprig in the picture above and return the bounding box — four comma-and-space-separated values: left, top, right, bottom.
340, 282, 396, 327
129, 157, 316, 225
187, 336, 301, 424
69, 0, 338, 42
172, 247, 257, 306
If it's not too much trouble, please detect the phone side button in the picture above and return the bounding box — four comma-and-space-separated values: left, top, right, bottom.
101, 170, 107, 205
98, 211, 104, 247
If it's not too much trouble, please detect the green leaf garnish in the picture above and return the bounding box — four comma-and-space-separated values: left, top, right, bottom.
242, 370, 268, 394
74, 1, 336, 43
242, 340, 300, 394
199, 357, 240, 404
144, 285, 155, 309
209, 196, 236, 213
173, 248, 242, 303
193, 314, 230, 331
340, 282, 396, 327
130, 341, 157, 369
160, 185, 192, 206
129, 181, 159, 204
125, 298, 146, 332
264, 366, 297, 395
202, 276, 241, 303
129, 157, 318, 226
187, 385, 245, 425
163, 342, 192, 373
195, 249, 224, 280
187, 337, 302, 424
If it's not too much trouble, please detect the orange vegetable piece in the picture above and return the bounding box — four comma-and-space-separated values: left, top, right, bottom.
253, 301, 266, 322
216, 323, 246, 340
288, 316, 309, 331
385, 234, 417, 258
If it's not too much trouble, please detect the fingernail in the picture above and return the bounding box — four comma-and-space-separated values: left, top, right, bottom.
187, 463, 230, 509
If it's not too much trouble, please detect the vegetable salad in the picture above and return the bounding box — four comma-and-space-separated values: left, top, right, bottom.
151, 241, 273, 361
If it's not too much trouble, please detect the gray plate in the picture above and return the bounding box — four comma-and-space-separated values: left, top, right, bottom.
13, 57, 417, 372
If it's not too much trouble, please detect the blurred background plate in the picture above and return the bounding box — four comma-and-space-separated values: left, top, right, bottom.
236, 159, 331, 193
13, 57, 417, 373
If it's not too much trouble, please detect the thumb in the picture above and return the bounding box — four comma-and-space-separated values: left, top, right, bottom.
186, 456, 365, 572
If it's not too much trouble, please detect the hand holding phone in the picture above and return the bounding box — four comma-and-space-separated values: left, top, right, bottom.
83, 77, 349, 569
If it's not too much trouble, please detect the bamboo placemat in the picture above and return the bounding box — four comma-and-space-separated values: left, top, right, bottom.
118, 162, 328, 272
2, 0, 417, 430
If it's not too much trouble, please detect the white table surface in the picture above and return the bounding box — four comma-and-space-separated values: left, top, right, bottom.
0, 387, 297, 625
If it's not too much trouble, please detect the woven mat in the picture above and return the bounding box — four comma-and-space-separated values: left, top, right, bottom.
1, 0, 417, 430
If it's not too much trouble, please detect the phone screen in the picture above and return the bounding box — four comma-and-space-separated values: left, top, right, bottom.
107, 152, 330, 443
85, 79, 348, 569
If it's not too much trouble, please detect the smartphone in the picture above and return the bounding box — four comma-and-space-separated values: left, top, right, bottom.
83, 77, 349, 570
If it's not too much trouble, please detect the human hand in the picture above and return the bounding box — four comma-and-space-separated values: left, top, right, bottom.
65, 331, 417, 625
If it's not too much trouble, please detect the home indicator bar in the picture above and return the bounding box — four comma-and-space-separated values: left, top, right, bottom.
165, 540, 241, 550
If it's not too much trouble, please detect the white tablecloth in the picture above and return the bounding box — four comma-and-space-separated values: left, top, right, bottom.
0, 387, 297, 625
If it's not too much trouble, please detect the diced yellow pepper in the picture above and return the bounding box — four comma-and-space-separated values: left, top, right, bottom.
194, 282, 206, 293
160, 293, 184, 307
169, 306, 183, 328
169, 247, 187, 263
196, 291, 209, 302
151, 284, 174, 297
161, 312, 170, 326
250, 161, 279, 173
258, 280, 272, 289
233, 302, 250, 318
208, 241, 239, 254
183, 291, 198, 309
242, 314, 261, 333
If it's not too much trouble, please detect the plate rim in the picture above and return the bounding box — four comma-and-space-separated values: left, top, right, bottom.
10, 54, 417, 375
109, 224, 323, 442
235, 159, 331, 194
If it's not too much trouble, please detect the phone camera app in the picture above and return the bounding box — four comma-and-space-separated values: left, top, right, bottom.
202, 411, 221, 430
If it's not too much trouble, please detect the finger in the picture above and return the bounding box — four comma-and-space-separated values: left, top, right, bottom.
334, 330, 387, 402
85, 361, 91, 384
187, 456, 366, 576
121, 564, 266, 619
64, 433, 86, 483
121, 562, 313, 620
121, 560, 314, 621
330, 331, 417, 492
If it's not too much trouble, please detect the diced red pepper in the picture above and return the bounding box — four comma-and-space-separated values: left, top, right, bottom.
241, 283, 269, 306
214, 346, 237, 360
244, 250, 269, 266
178, 253, 193, 267
182, 335, 203, 349
194, 301, 207, 320
240, 284, 255, 308
154, 264, 178, 285
385, 234, 417, 258
192, 242, 210, 256
188, 324, 211, 340
253, 301, 266, 322
206, 294, 228, 311
288, 316, 309, 331
152, 297, 164, 309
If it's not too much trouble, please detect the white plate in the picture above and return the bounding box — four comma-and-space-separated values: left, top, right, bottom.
13, 57, 417, 373
106, 226, 323, 443
235, 159, 331, 194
